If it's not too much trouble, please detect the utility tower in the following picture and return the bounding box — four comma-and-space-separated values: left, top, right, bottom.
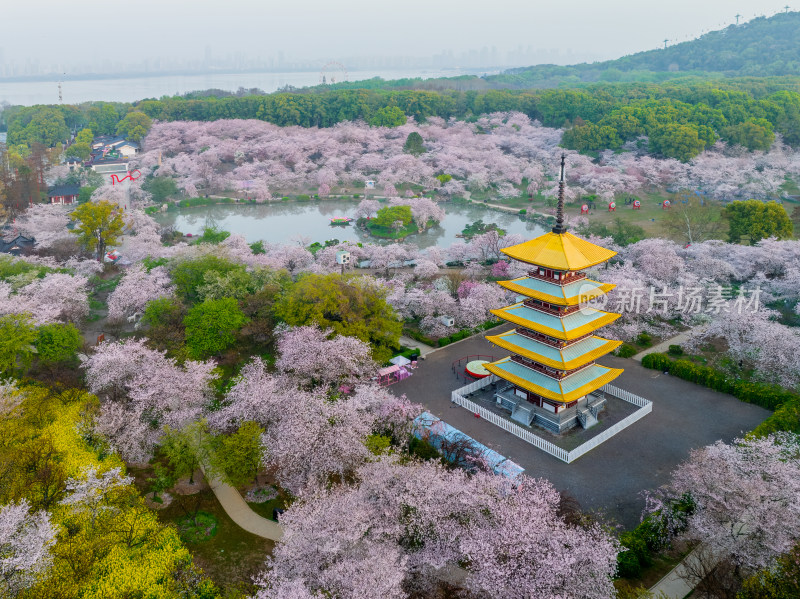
735, 13, 742, 24
663, 39, 668, 49
784, 5, 791, 13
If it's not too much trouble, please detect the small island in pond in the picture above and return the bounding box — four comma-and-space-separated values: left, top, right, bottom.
459, 219, 506, 239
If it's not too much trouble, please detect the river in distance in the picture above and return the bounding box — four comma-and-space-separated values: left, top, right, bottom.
0, 67, 492, 106
153, 199, 544, 250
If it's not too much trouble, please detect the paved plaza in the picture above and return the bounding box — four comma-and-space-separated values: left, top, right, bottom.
393, 326, 770, 529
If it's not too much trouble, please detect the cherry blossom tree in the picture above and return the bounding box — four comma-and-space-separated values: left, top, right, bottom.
60, 466, 133, 528
0, 500, 57, 595
275, 326, 376, 389
84, 339, 218, 462
317, 183, 330, 198
412, 259, 439, 279
648, 434, 800, 573
389, 197, 445, 231
12, 204, 72, 249
0, 273, 89, 325
456, 281, 508, 329
353, 199, 381, 220
107, 264, 175, 322
0, 380, 21, 418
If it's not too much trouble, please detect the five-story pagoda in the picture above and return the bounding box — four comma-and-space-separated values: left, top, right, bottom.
484, 155, 623, 433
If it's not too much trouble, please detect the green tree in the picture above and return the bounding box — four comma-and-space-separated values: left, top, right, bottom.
649, 123, 707, 161
65, 141, 91, 160
721, 118, 775, 151
142, 176, 178, 202
724, 199, 794, 244
70, 199, 127, 261
87, 102, 123, 136
212, 421, 264, 486
183, 298, 248, 359
740, 542, 800, 599
115, 111, 152, 142
373, 205, 413, 228
275, 273, 402, 362
368, 105, 407, 127
8, 107, 70, 147
161, 422, 213, 485
660, 197, 724, 244
75, 128, 94, 145
142, 296, 187, 354
33, 323, 83, 364
561, 123, 622, 152
402, 131, 426, 156
77, 186, 97, 204
170, 256, 243, 304
0, 314, 37, 377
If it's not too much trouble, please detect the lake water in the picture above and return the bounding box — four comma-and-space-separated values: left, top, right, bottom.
0, 67, 491, 106
153, 199, 544, 249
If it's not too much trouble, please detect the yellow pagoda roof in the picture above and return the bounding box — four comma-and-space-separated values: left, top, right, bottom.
498, 276, 615, 306
501, 231, 617, 271
486, 332, 622, 370
484, 358, 623, 404
490, 302, 621, 341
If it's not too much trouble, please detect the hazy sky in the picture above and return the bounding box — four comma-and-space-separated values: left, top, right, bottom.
1, 0, 793, 69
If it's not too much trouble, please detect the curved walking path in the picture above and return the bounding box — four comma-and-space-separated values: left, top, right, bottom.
649, 545, 717, 598
200, 465, 284, 541
631, 328, 706, 362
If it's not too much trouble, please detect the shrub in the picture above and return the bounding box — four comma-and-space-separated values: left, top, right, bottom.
197, 225, 231, 245
617, 344, 638, 358
636, 332, 652, 347
408, 436, 441, 461
519, 209, 527, 215
667, 344, 684, 356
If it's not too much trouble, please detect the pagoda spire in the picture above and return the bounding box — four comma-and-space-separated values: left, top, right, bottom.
552, 153, 567, 234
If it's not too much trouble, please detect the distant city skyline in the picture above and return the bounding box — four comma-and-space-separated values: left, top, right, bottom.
0, 0, 795, 80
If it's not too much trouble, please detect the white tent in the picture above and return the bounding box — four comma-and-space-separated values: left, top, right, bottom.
389, 355, 411, 367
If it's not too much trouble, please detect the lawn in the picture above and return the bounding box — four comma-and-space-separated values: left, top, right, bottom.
365, 219, 419, 239
127, 466, 275, 596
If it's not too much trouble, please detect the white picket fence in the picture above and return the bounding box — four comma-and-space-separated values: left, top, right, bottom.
451, 376, 652, 464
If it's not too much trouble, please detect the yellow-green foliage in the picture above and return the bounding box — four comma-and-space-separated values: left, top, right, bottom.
0, 384, 218, 598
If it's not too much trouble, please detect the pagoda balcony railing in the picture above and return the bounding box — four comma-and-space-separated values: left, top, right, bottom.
510, 355, 594, 379
515, 328, 592, 348
522, 299, 581, 316
526, 270, 586, 285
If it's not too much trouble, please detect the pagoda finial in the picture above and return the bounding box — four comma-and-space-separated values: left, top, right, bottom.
552, 153, 567, 234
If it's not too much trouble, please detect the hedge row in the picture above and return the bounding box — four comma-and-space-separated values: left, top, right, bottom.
641, 353, 798, 411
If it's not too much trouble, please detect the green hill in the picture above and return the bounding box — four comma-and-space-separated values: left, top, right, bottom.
491, 12, 800, 87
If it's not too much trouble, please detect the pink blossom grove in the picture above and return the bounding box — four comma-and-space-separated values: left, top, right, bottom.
649, 434, 800, 573
119, 113, 800, 210
255, 459, 619, 599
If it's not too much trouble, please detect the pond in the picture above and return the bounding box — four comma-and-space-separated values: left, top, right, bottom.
152, 199, 546, 249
